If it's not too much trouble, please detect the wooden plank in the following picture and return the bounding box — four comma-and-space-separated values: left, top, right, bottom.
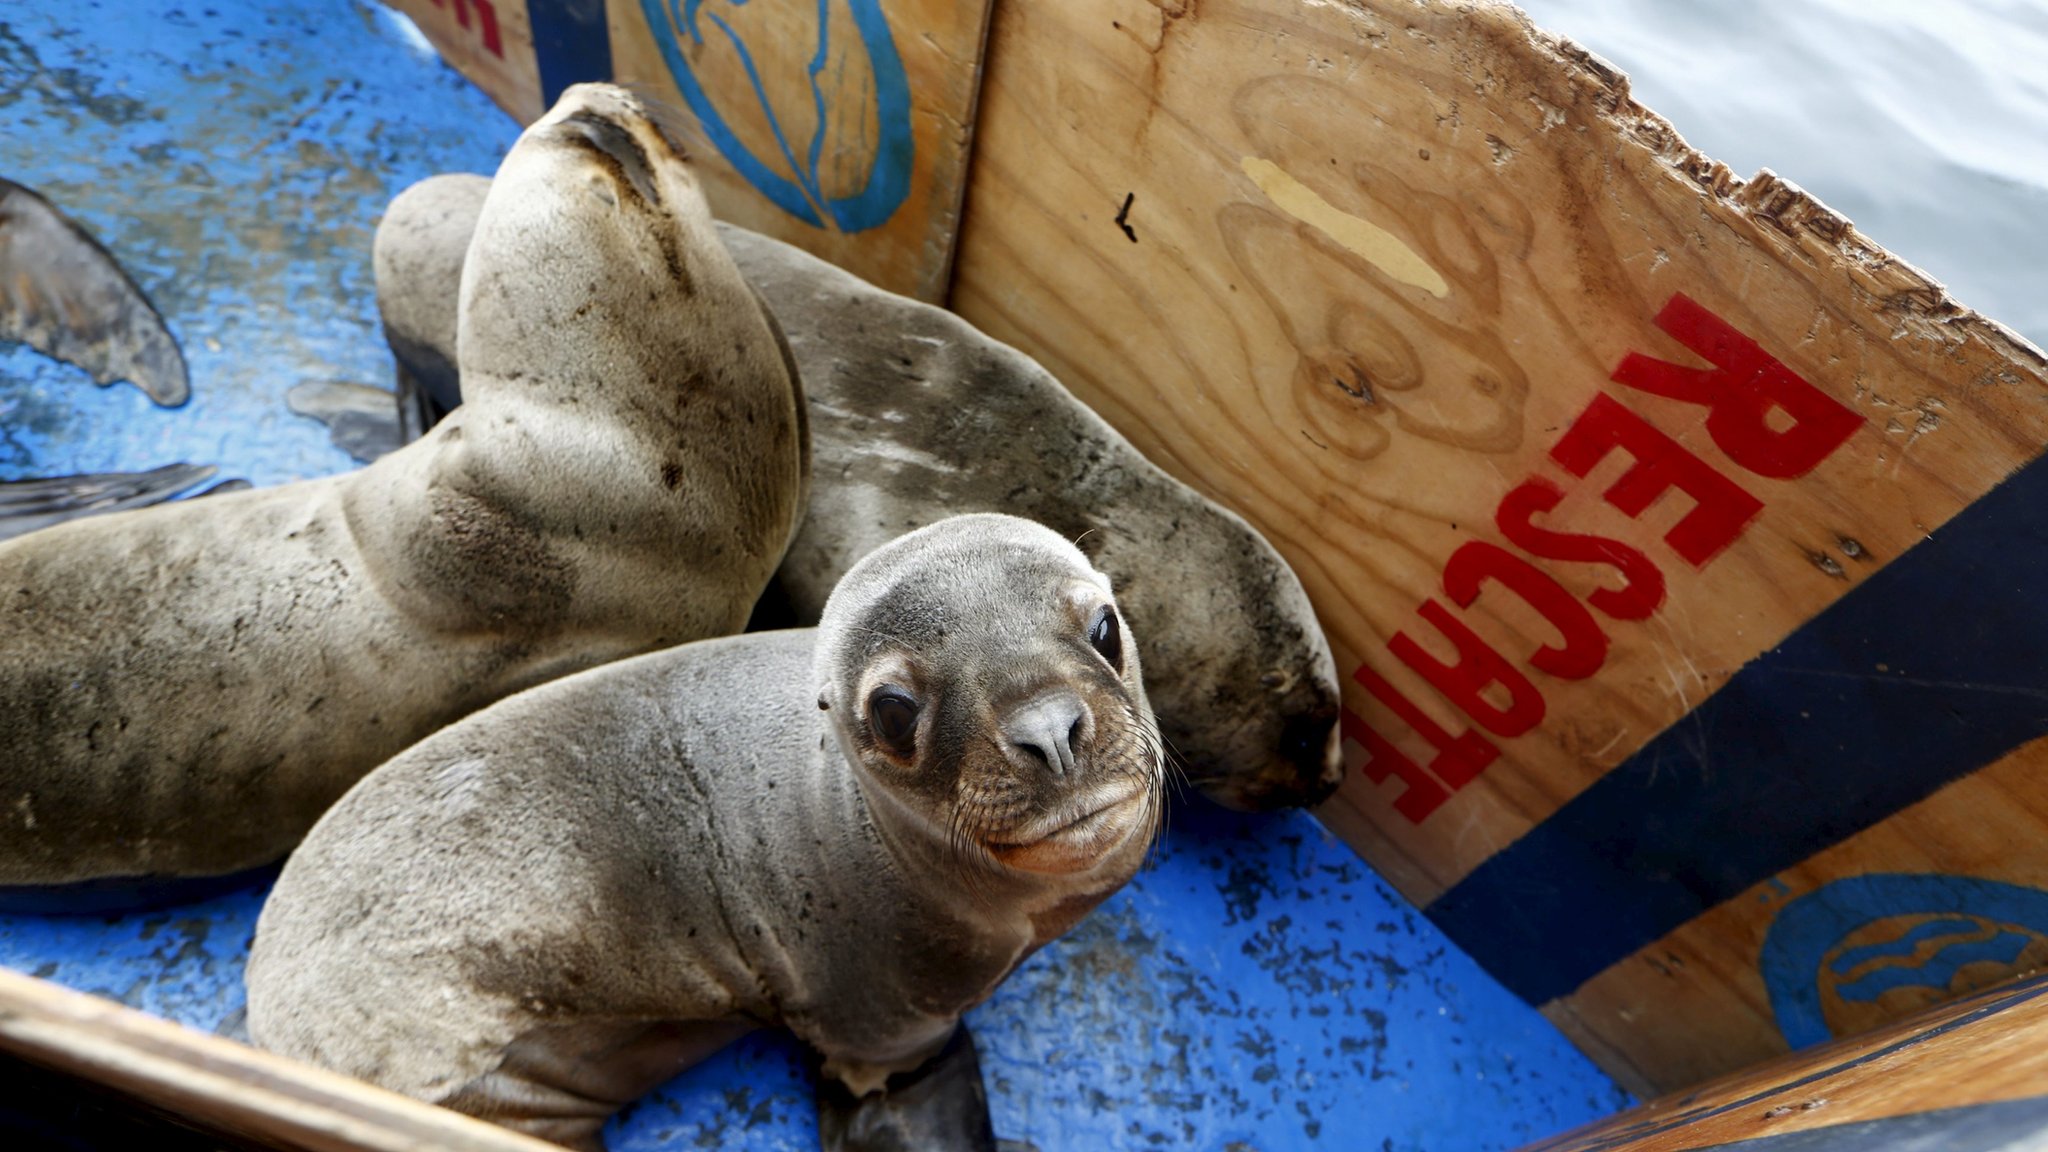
0, 967, 558, 1152
1551, 735, 2048, 1092
948, 0, 2048, 1094
379, 0, 992, 302
604, 0, 993, 301
381, 0, 546, 123
1522, 974, 2048, 1151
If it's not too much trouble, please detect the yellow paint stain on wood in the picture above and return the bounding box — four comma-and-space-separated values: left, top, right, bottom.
1240, 156, 1449, 298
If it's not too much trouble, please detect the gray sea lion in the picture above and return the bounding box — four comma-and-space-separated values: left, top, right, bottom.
372, 174, 1342, 812
245, 513, 1164, 1152
0, 83, 809, 895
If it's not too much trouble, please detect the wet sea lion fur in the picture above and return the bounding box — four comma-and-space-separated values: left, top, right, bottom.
372, 173, 1342, 811
0, 84, 809, 895
246, 514, 1164, 1151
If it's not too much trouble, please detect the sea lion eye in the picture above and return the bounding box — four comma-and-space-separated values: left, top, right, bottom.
1088, 606, 1123, 672
867, 687, 920, 755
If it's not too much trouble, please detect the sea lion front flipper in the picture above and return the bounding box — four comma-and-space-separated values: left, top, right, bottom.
816, 1027, 999, 1152
0, 177, 189, 406
0, 463, 221, 543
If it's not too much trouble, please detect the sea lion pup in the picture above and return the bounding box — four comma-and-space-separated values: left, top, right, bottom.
246, 514, 1164, 1152
0, 83, 809, 896
373, 174, 1341, 811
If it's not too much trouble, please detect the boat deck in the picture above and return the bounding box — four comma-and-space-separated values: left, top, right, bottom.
0, 3, 1625, 1148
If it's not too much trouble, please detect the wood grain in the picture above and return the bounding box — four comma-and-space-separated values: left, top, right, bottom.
949, 0, 2048, 1092
1552, 735, 2048, 1094
383, 0, 545, 123
1523, 973, 2048, 1151
0, 967, 558, 1152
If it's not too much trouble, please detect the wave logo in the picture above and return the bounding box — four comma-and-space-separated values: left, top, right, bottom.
1760, 874, 2048, 1049
638, 0, 914, 233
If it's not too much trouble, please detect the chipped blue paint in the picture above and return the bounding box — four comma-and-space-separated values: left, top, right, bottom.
1833, 931, 2036, 1005
1825, 918, 1980, 977
0, 0, 520, 488
0, 3, 1627, 1148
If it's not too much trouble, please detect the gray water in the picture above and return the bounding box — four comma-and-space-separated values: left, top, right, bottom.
1512, 0, 2048, 350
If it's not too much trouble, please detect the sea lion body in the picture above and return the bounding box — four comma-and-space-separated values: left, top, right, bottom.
374, 175, 1341, 811
246, 515, 1163, 1151
0, 85, 809, 890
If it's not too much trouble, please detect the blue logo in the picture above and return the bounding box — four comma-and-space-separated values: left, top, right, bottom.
640, 0, 915, 233
1760, 873, 2048, 1049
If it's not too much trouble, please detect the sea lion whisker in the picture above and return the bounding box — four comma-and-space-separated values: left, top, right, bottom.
1147, 722, 1194, 795
946, 791, 1001, 910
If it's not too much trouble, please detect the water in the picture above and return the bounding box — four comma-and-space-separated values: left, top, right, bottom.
1513, 0, 2048, 350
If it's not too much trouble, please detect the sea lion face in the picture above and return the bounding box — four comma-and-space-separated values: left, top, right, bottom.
1088, 520, 1344, 813
455, 83, 723, 393
817, 516, 1163, 878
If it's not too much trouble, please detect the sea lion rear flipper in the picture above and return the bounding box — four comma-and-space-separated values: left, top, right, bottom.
816, 1026, 999, 1152
0, 177, 189, 406
0, 463, 222, 543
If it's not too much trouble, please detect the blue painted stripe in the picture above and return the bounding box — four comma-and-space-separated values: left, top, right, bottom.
528, 0, 614, 109
1835, 931, 2033, 1003
1425, 448, 2048, 1006
1826, 917, 1978, 976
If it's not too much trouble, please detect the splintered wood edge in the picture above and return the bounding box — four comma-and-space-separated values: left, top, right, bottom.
1519, 973, 2048, 1150
1500, 2, 2048, 371
0, 967, 556, 1152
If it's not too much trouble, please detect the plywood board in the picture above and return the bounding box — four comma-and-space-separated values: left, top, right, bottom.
0, 967, 558, 1152
377, 0, 991, 302
606, 0, 993, 301
382, 0, 546, 123
949, 0, 2048, 1094
1523, 974, 2048, 1151
1553, 736, 2048, 1092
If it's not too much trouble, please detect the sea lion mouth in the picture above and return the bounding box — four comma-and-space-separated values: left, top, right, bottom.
981, 784, 1150, 875
554, 111, 662, 205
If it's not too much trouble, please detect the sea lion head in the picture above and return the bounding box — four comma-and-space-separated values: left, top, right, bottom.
453, 83, 768, 403
1088, 509, 1344, 813
816, 515, 1164, 881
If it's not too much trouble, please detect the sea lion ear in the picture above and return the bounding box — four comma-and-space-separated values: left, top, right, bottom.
817, 693, 831, 712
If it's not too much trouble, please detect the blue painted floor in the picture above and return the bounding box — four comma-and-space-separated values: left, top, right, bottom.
0, 2, 1629, 1149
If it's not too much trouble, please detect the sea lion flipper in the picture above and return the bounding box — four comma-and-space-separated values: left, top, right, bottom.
284, 380, 406, 463
816, 1026, 999, 1152
0, 463, 220, 543
0, 177, 189, 406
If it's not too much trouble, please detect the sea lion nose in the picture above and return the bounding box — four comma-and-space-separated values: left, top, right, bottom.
1002, 691, 1092, 777
1281, 710, 1343, 797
